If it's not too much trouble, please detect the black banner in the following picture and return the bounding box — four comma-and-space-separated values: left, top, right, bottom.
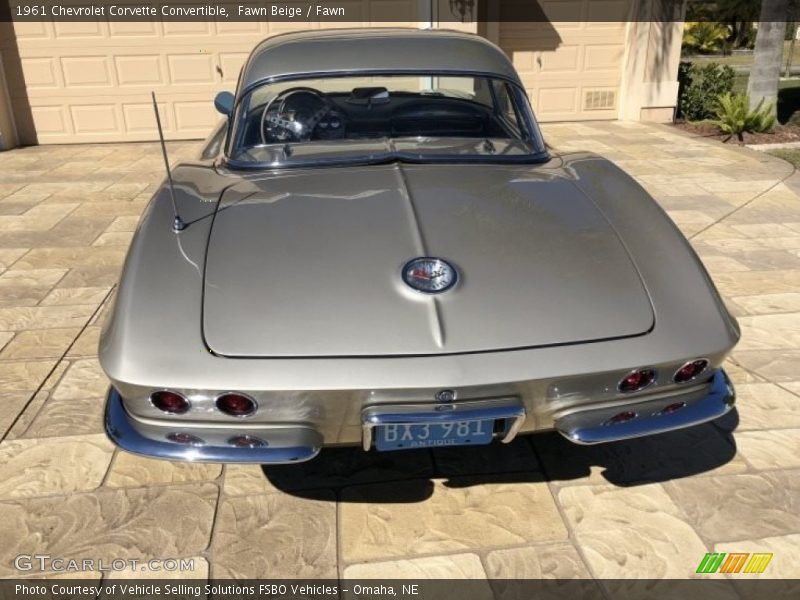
3, 0, 696, 23
1, 579, 800, 600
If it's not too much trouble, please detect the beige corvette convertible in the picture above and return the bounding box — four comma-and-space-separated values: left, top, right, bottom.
101, 28, 739, 463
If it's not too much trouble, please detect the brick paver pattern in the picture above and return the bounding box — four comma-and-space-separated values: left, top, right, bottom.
0, 122, 799, 585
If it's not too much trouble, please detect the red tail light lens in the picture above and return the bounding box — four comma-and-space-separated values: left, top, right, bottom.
216, 393, 257, 417
604, 410, 638, 426
150, 390, 190, 414
228, 435, 267, 448
618, 368, 657, 393
659, 401, 687, 415
166, 432, 205, 446
673, 359, 709, 383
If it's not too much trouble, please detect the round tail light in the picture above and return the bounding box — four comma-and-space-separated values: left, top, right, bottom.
166, 432, 205, 446
604, 410, 638, 426
228, 435, 267, 448
673, 359, 709, 383
618, 368, 657, 393
216, 393, 257, 417
659, 401, 687, 416
150, 390, 190, 414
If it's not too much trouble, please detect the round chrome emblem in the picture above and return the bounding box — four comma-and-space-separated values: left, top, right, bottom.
402, 257, 458, 294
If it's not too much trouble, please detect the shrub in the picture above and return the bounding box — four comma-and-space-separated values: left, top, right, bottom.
713, 93, 776, 140
678, 62, 736, 121
682, 21, 730, 54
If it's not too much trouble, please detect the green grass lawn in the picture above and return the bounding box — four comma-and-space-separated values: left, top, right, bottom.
768, 149, 800, 167
733, 74, 800, 92
687, 41, 800, 68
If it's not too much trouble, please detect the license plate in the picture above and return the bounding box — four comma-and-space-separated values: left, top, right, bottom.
375, 419, 494, 451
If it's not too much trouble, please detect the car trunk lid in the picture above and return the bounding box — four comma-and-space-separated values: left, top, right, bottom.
202, 163, 653, 357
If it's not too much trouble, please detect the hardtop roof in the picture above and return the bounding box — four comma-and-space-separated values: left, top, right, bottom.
238, 28, 520, 91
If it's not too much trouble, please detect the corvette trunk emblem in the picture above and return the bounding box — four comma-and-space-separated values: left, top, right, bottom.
402, 257, 458, 294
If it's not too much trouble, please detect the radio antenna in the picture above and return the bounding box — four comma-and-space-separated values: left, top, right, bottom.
151, 91, 185, 232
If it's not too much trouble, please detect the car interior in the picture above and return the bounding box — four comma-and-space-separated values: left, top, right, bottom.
235, 82, 528, 150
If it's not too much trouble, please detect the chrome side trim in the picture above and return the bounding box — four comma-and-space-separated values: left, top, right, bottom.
556, 368, 735, 445
361, 397, 526, 451
105, 387, 321, 464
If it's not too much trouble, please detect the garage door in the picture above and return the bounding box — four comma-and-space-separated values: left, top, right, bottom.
9, 1, 421, 144
499, 1, 631, 122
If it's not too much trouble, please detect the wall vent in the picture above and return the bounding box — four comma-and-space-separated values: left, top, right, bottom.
584, 90, 617, 111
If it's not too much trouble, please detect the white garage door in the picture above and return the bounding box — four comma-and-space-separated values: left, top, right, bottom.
499, 1, 631, 122
10, 1, 421, 144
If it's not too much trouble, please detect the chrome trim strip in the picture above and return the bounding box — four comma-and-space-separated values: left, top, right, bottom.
557, 368, 734, 445
361, 397, 526, 451
105, 388, 321, 464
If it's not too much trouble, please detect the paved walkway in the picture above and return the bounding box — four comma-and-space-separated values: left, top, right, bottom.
0, 122, 799, 586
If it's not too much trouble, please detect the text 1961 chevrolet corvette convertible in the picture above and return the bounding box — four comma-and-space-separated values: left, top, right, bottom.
100, 28, 739, 463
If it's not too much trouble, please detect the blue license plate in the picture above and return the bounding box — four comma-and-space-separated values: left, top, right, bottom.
375, 419, 495, 451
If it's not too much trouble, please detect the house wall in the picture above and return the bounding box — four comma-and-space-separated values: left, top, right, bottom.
619, 0, 686, 122
0, 0, 687, 147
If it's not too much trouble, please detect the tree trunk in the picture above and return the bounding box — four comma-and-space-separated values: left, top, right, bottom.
747, 0, 789, 115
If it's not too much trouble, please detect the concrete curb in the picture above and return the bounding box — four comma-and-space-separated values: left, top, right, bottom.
746, 141, 800, 152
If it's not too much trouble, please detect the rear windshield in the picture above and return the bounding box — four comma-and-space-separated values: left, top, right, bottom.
228, 73, 546, 166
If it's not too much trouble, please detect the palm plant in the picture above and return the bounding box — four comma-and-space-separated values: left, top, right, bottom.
714, 93, 776, 141
683, 22, 730, 54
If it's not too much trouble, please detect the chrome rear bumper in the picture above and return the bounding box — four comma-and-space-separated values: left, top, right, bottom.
104, 388, 322, 463
105, 369, 734, 463
555, 368, 735, 444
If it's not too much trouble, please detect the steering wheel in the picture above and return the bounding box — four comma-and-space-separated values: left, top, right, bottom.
260, 87, 333, 144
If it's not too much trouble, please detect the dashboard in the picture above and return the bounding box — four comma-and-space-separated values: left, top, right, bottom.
239, 88, 509, 148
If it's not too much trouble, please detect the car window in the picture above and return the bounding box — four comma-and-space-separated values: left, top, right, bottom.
492, 80, 527, 139
228, 73, 546, 166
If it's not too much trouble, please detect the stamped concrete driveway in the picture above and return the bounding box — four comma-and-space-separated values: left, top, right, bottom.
0, 122, 799, 585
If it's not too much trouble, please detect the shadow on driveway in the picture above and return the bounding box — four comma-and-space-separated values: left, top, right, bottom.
260, 411, 739, 501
